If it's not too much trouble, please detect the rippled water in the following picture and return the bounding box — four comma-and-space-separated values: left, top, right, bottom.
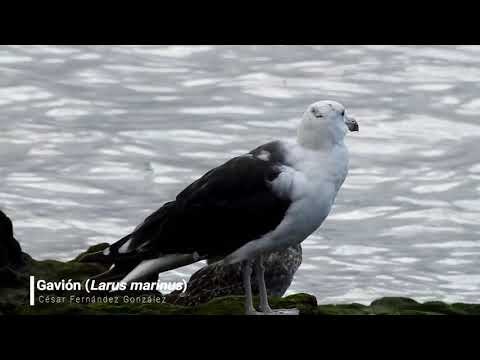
1, 45, 479, 304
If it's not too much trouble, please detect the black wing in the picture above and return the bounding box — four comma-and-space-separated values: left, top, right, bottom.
81, 141, 292, 265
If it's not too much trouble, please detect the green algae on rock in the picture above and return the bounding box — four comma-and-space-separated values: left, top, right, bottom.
314, 297, 480, 316
72, 243, 110, 263
1, 240, 480, 315
5, 293, 318, 315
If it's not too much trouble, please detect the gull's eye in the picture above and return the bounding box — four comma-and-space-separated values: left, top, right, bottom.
341, 110, 345, 116
311, 108, 323, 118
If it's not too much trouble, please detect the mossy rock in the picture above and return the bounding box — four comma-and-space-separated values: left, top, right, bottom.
187, 293, 318, 315
316, 303, 373, 315
28, 259, 107, 283
368, 297, 480, 315
450, 303, 480, 315
370, 297, 423, 315
419, 301, 462, 315
4, 290, 480, 315
2, 242, 480, 316
7, 293, 318, 316
20, 243, 109, 284
71, 243, 110, 263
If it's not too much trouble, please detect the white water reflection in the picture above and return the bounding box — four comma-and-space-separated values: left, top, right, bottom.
0, 45, 479, 304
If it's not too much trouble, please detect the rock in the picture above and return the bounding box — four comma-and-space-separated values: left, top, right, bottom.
366, 297, 480, 315
166, 244, 302, 306
28, 258, 109, 283
72, 243, 111, 263
0, 210, 24, 269
2, 237, 480, 316
4, 292, 318, 315
0, 210, 29, 288
3, 287, 480, 315
0, 267, 23, 288
179, 293, 318, 315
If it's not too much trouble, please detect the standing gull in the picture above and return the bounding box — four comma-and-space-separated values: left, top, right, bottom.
80, 100, 359, 315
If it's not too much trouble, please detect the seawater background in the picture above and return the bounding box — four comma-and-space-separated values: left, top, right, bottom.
1, 45, 479, 304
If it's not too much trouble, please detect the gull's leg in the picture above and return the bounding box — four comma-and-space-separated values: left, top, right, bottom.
254, 254, 273, 313
243, 259, 261, 315
254, 254, 300, 316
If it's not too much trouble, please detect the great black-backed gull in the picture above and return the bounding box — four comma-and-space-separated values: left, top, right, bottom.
80, 100, 359, 315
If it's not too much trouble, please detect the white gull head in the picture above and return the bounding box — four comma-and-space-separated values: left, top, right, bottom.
297, 100, 359, 150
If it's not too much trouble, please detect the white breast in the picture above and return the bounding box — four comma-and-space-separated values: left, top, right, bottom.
269, 142, 349, 249
222, 141, 349, 264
